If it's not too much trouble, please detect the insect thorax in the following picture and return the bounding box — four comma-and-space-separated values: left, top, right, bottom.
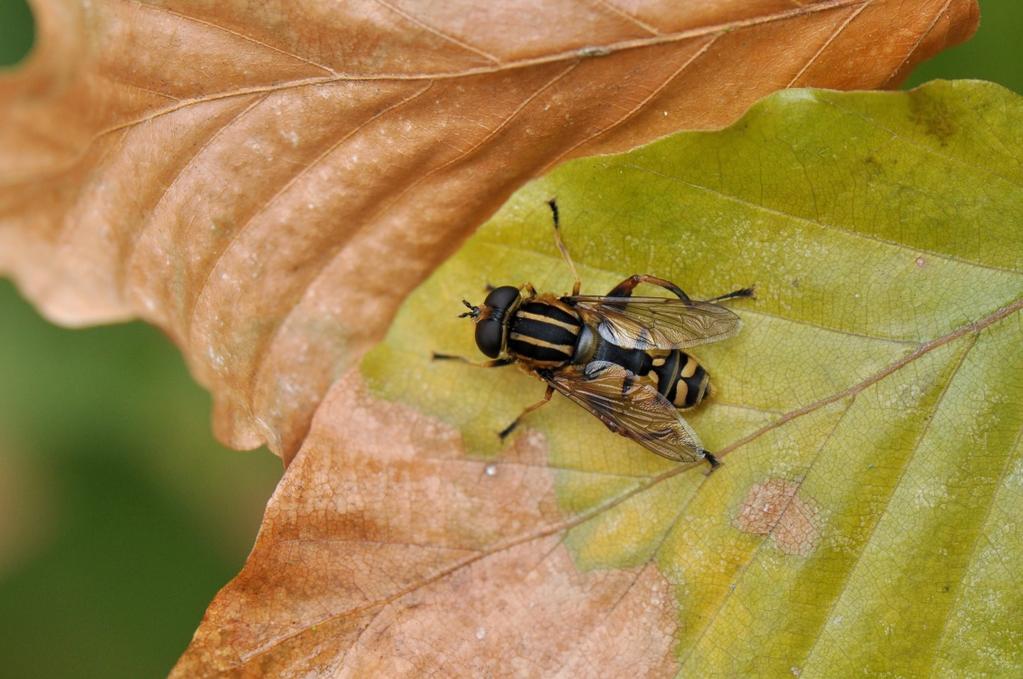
507, 298, 583, 367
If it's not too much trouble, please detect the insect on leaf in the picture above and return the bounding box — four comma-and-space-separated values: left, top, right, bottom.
178, 82, 1023, 676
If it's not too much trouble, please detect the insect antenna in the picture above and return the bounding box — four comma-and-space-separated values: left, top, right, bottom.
458, 299, 480, 319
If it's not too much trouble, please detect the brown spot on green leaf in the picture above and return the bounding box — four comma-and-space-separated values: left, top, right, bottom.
734, 478, 821, 557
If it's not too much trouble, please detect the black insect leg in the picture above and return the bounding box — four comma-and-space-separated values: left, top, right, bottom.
702, 450, 722, 473
608, 274, 754, 306
498, 385, 555, 439
547, 198, 582, 296
606, 274, 692, 303
431, 353, 514, 368
704, 287, 756, 303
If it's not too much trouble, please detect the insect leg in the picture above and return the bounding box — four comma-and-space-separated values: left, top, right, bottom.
606, 274, 693, 303
498, 385, 555, 439
547, 198, 582, 296
702, 450, 722, 471
704, 287, 755, 304
431, 353, 514, 368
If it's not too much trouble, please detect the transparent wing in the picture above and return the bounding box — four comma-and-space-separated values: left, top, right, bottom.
569, 295, 741, 350
544, 361, 706, 464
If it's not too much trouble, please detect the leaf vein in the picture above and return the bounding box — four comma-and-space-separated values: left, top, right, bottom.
275, 537, 483, 553
185, 81, 435, 339
617, 163, 1023, 276
542, 34, 720, 172
799, 330, 978, 668
881, 0, 953, 89
373, 0, 502, 64
818, 95, 1023, 193
126, 0, 338, 76
787, 2, 869, 86
591, 0, 662, 36
361, 61, 580, 233
925, 418, 1023, 674
677, 396, 856, 669
121, 93, 268, 289
477, 240, 926, 345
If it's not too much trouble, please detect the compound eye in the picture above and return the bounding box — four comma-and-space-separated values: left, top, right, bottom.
474, 318, 504, 358
483, 286, 520, 315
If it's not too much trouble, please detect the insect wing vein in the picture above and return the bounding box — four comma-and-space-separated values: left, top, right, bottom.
544, 361, 704, 463
569, 296, 740, 350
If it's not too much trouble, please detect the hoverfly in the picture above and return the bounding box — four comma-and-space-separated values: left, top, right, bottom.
434, 200, 752, 470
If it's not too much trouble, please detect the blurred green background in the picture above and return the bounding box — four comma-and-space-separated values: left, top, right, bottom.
0, 2, 283, 677
0, 1, 1019, 676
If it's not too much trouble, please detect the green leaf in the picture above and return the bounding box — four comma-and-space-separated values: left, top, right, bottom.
363, 80, 1023, 676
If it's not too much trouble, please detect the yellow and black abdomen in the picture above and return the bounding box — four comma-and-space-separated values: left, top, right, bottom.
648, 350, 712, 411
586, 333, 712, 411
507, 300, 583, 367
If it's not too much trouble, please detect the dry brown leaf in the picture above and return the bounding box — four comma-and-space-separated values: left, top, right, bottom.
174, 371, 687, 676
0, 0, 977, 461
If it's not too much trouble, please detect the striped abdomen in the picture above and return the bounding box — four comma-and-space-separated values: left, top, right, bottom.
591, 340, 711, 411
507, 299, 583, 367
648, 350, 711, 411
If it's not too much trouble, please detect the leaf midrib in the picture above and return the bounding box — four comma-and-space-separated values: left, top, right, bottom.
1, 0, 875, 187
139, 0, 870, 81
